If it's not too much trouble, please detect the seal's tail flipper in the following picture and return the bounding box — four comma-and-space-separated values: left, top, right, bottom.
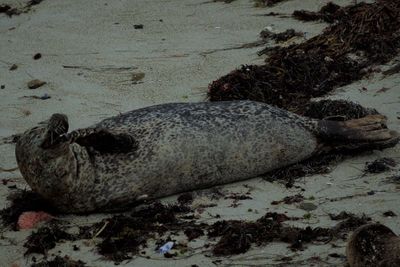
317, 115, 399, 151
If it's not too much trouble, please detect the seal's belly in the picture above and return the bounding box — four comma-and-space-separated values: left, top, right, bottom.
91, 101, 318, 201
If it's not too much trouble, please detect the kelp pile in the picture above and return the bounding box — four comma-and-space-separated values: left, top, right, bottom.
208, 0, 400, 114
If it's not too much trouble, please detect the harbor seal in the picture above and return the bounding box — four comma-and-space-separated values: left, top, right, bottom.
346, 223, 400, 267
15, 101, 399, 213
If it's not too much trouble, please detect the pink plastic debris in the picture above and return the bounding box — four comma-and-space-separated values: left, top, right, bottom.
17, 211, 52, 230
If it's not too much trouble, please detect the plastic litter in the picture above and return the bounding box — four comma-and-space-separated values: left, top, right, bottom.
158, 241, 174, 254
17, 211, 52, 230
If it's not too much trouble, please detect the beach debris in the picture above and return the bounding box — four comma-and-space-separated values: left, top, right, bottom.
299, 202, 317, 211
9, 64, 18, 70
329, 211, 353, 220
260, 28, 304, 43
23, 93, 51, 100
213, 0, 237, 3
271, 194, 304, 205
83, 202, 192, 262
328, 253, 345, 259
28, 0, 45, 6
254, 0, 290, 7
383, 62, 400, 76
131, 72, 145, 82
332, 214, 371, 237
63, 65, 137, 72
33, 53, 42, 60
208, 0, 400, 115
134, 24, 144, 29
184, 227, 204, 241
293, 2, 341, 23
209, 213, 332, 255
365, 158, 396, 173
177, 192, 194, 205
375, 87, 391, 95
225, 191, 252, 208
346, 223, 400, 267
0, 190, 57, 230
0, 0, 44, 17
383, 211, 397, 217
5, 190, 374, 262
1, 178, 17, 185
0, 134, 21, 145
31, 256, 86, 267
264, 153, 342, 187
158, 241, 174, 254
18, 211, 52, 230
305, 100, 378, 120
0, 4, 21, 16
0, 4, 11, 13
224, 192, 252, 200
27, 79, 46, 89
1, 85, 4, 89
39, 93, 51, 100
386, 175, 400, 184
24, 224, 75, 255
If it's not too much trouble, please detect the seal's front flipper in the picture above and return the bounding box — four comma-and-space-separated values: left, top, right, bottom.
41, 114, 69, 149
66, 128, 138, 153
317, 115, 399, 151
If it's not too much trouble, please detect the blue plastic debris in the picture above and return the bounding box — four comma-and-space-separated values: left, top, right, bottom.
158, 241, 174, 254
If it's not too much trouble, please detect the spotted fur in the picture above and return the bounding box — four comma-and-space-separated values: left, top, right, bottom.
14, 101, 337, 213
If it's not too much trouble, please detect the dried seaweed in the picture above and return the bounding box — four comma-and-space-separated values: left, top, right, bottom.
208, 0, 400, 115
0, 190, 58, 230
0, 0, 44, 17
263, 153, 343, 187
254, 0, 290, 7
16, 193, 372, 262
305, 100, 378, 120
260, 28, 304, 43
209, 213, 370, 255
271, 194, 304, 205
83, 202, 195, 263
365, 158, 396, 173
24, 223, 75, 255
31, 256, 86, 267
293, 2, 342, 23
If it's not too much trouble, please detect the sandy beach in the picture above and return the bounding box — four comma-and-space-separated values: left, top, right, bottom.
0, 0, 399, 266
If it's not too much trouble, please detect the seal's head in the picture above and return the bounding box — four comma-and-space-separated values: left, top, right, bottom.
15, 114, 76, 202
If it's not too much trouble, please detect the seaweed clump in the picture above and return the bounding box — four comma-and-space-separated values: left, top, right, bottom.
304, 100, 378, 120
208, 213, 332, 255
208, 0, 400, 115
264, 153, 343, 187
254, 0, 290, 7
84, 202, 195, 263
260, 28, 304, 43
0, 0, 44, 17
31, 256, 86, 267
24, 224, 75, 255
293, 2, 343, 23
365, 158, 396, 173
17, 195, 373, 262
209, 212, 371, 256
0, 190, 58, 230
